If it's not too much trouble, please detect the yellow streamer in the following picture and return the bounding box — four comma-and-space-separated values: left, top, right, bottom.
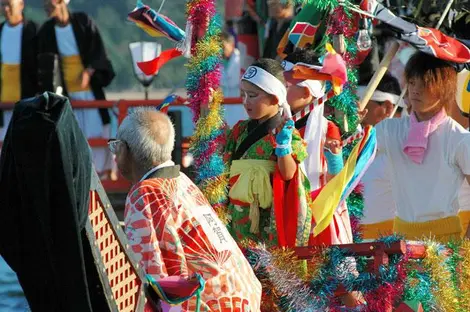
312, 140, 360, 236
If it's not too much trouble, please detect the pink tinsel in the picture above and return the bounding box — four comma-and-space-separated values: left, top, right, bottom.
353, 183, 364, 194
188, 64, 222, 122
327, 7, 358, 37
192, 135, 226, 167
363, 254, 408, 311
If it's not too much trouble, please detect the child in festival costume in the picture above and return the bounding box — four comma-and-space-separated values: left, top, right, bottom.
375, 52, 470, 242
224, 58, 312, 248
283, 49, 353, 245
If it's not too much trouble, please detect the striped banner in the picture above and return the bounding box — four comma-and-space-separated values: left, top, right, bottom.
341, 129, 365, 147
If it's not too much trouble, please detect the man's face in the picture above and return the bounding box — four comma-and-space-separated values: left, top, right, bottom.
43, 0, 61, 18
361, 100, 396, 126
222, 40, 234, 59
112, 140, 133, 181
1, 0, 23, 21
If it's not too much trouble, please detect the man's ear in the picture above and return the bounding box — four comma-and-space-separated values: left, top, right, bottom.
383, 100, 394, 117
301, 86, 311, 99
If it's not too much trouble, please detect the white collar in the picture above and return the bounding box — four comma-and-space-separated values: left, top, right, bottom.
139, 160, 175, 182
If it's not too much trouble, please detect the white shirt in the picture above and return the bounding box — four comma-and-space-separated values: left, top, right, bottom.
1, 22, 23, 64
361, 152, 396, 224
376, 116, 470, 222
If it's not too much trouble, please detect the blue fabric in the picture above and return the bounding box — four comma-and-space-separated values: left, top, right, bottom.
275, 119, 294, 157
340, 128, 377, 203
324, 149, 343, 175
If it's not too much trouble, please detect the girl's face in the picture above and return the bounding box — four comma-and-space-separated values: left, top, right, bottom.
241, 80, 279, 121
407, 77, 441, 116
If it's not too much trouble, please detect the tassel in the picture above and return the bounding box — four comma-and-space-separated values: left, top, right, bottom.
249, 195, 260, 234
177, 21, 193, 58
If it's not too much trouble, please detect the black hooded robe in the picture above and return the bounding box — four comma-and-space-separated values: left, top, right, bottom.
0, 92, 109, 312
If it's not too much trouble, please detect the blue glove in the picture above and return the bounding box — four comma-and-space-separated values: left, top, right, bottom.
275, 119, 295, 157
324, 148, 344, 175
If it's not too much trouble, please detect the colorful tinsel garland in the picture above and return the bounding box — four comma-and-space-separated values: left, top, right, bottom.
244, 236, 470, 311
185, 0, 228, 215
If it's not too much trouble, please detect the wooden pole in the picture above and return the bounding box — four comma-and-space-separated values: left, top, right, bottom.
435, 0, 455, 30
389, 85, 407, 118
359, 41, 400, 111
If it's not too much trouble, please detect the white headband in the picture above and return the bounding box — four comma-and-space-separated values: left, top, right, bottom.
282, 60, 325, 98
298, 80, 325, 98
357, 86, 404, 108
242, 66, 292, 118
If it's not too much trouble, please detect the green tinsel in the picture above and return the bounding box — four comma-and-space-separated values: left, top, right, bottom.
403, 264, 436, 311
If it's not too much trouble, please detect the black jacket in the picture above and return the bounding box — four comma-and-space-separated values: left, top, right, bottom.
0, 92, 109, 311
37, 12, 115, 125
0, 19, 38, 127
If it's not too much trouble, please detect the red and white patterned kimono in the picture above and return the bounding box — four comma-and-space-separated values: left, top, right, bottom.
125, 163, 262, 312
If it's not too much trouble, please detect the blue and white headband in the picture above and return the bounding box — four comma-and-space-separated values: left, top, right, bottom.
242, 66, 292, 119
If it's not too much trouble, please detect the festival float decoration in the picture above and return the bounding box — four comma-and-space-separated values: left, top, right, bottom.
128, 1, 188, 76
184, 0, 229, 216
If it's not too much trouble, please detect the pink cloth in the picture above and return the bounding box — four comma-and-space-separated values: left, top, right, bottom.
403, 109, 447, 164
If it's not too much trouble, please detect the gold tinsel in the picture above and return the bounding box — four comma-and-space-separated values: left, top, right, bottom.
460, 239, 470, 311
424, 243, 460, 312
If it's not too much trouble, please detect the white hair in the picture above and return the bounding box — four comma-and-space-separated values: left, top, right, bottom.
117, 107, 175, 170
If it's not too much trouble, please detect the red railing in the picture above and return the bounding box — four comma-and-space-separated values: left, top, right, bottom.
0, 97, 243, 193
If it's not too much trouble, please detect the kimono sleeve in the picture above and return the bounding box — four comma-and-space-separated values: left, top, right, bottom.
81, 13, 115, 87
291, 128, 307, 163
124, 185, 169, 281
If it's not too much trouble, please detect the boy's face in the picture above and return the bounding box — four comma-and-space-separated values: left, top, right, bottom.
241, 80, 279, 120
287, 84, 311, 114
407, 77, 441, 115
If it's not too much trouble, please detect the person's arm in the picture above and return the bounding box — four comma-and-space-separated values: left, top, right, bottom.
277, 154, 297, 181
324, 138, 343, 181
82, 13, 115, 87
275, 120, 298, 180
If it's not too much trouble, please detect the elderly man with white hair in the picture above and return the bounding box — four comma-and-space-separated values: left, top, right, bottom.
110, 108, 261, 312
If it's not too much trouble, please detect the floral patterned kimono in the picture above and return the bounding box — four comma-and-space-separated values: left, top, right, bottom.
224, 113, 313, 247
125, 163, 262, 311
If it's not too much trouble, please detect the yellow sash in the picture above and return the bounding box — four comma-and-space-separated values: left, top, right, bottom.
62, 55, 90, 93
229, 159, 276, 234
361, 219, 394, 240
1, 63, 21, 103
394, 216, 462, 243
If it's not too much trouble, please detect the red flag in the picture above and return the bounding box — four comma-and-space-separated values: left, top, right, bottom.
137, 48, 183, 76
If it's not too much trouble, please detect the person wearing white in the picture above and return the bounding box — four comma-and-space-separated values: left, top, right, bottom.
38, 0, 115, 177
0, 0, 37, 142
359, 73, 402, 239
221, 30, 242, 98
375, 52, 470, 242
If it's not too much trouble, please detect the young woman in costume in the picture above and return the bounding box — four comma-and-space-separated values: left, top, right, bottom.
224, 58, 312, 248
375, 52, 470, 242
